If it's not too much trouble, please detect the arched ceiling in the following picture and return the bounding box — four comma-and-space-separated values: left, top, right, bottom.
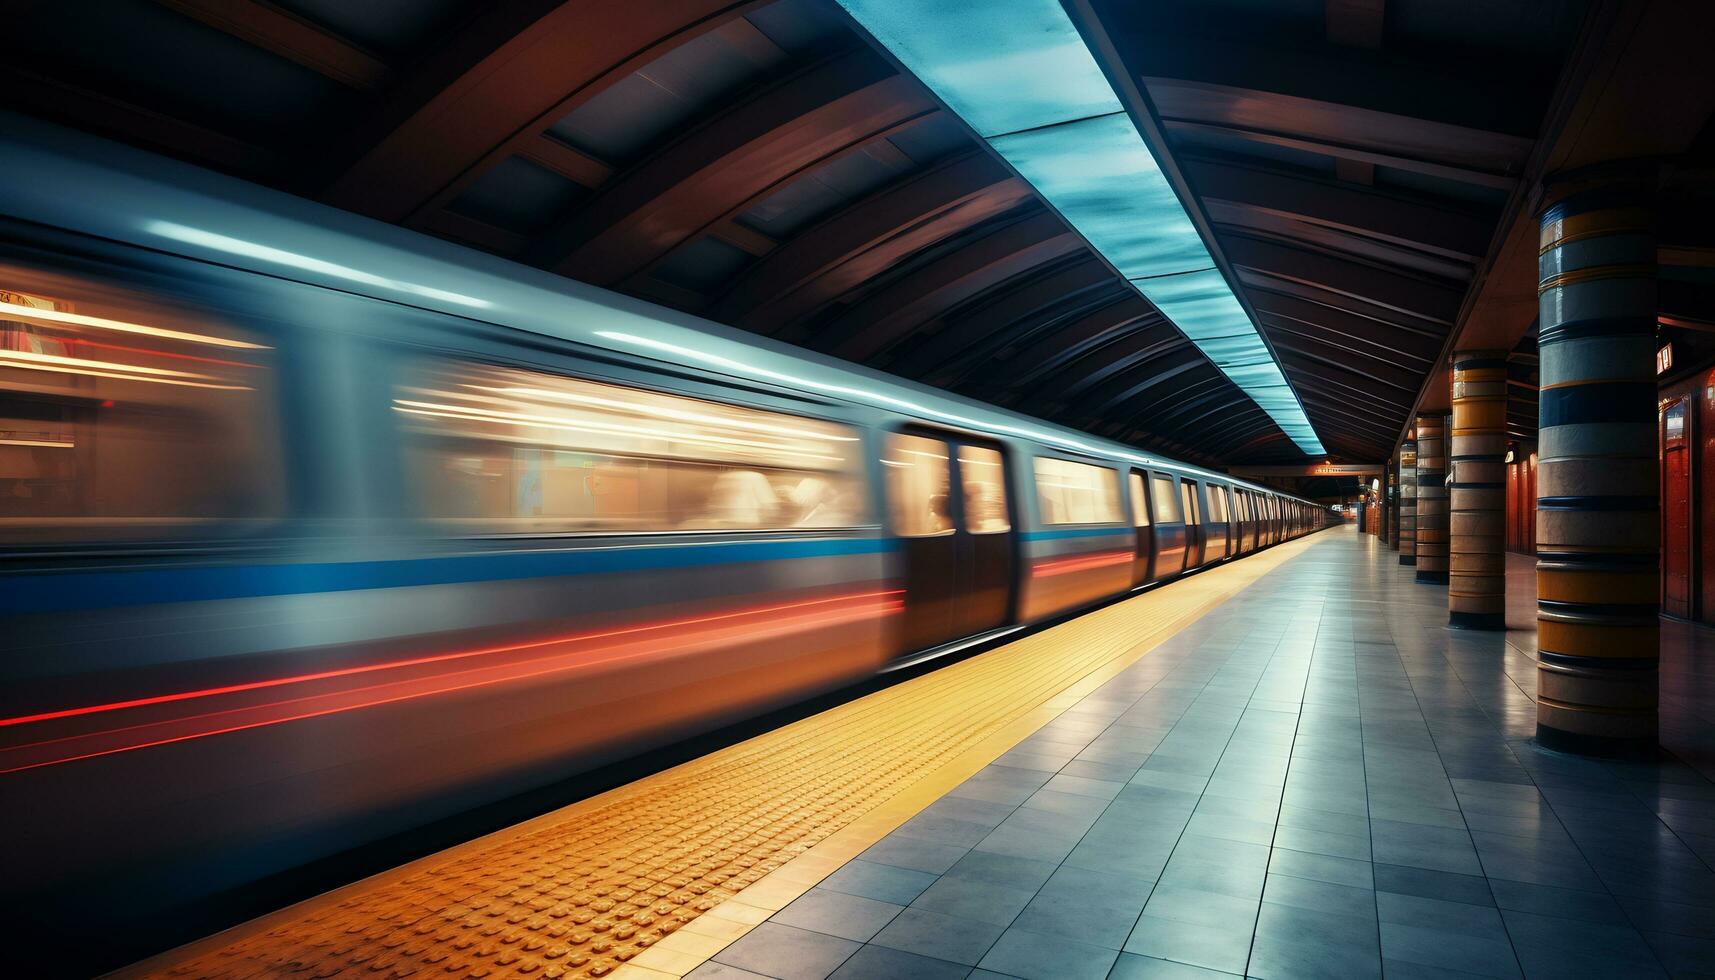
0, 0, 1596, 465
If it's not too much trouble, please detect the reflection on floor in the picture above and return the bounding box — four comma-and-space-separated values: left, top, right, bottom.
704, 529, 1715, 980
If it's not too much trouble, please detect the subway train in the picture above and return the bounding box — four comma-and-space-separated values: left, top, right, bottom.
0, 113, 1326, 954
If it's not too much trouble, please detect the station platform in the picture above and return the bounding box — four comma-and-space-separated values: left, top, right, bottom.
126, 527, 1715, 980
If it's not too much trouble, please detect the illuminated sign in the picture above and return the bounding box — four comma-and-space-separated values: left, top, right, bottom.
1657, 343, 1673, 375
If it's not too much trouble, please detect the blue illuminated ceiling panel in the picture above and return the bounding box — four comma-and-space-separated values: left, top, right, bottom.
836, 0, 1325, 455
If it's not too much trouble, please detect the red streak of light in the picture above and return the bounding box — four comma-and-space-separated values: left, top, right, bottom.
0, 598, 902, 774
0, 589, 903, 729
1031, 550, 1133, 578
8, 599, 900, 757
68, 337, 261, 369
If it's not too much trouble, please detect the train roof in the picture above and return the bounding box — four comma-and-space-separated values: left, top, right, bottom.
0, 112, 1320, 506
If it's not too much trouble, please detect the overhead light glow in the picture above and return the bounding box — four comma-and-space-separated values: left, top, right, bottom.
835, 0, 1324, 455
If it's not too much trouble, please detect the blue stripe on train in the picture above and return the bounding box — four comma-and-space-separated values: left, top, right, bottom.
0, 536, 896, 615
1021, 527, 1130, 541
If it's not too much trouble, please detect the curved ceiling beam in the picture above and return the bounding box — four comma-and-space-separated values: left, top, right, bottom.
1262, 332, 1422, 394
1222, 234, 1465, 326
1039, 326, 1195, 402
1245, 289, 1444, 362
902, 259, 1119, 383
1183, 155, 1496, 262
988, 296, 1160, 388
810, 210, 1084, 360
715, 150, 1024, 328
536, 46, 935, 286
324, 0, 760, 220
938, 284, 1138, 392
1074, 347, 1211, 417
1146, 78, 1534, 178
621, 109, 943, 291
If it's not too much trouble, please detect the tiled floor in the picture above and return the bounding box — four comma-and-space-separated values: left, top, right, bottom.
697, 527, 1715, 980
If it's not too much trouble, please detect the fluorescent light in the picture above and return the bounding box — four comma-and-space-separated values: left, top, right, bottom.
835, 0, 1324, 456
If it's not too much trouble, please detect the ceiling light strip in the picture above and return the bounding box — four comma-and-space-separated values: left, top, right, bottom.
834, 0, 1324, 455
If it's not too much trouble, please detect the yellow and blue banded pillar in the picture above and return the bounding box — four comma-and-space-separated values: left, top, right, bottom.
1450, 352, 1509, 629
1535, 181, 1658, 754
1414, 413, 1449, 583
1378, 463, 1392, 549
1398, 436, 1417, 565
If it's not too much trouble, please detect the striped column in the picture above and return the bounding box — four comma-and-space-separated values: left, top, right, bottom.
1449, 352, 1509, 629
1398, 437, 1417, 565
1414, 413, 1449, 583
1536, 182, 1658, 755
1387, 464, 1400, 548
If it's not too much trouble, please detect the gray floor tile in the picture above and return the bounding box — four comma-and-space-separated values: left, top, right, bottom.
774, 888, 904, 943
1375, 893, 1506, 938
686, 963, 776, 980
1378, 922, 1520, 979
869, 907, 1006, 967
942, 850, 1059, 891
827, 944, 970, 980
1272, 824, 1371, 860
972, 823, 1080, 863
1123, 914, 1254, 976
1246, 934, 1382, 980
1253, 901, 1378, 952
859, 836, 969, 875
1267, 847, 1374, 888
819, 859, 939, 905
976, 927, 1118, 980
1260, 872, 1375, 919
1373, 863, 1493, 907
1141, 881, 1260, 929
894, 813, 1004, 848
1108, 952, 1240, 978
714, 922, 863, 980
909, 874, 1034, 927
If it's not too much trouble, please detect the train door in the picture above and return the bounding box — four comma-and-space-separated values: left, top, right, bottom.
1150, 471, 1188, 579
954, 443, 1016, 636
882, 431, 1015, 654
1128, 470, 1154, 586
1181, 478, 1205, 567
1663, 397, 1692, 618
1205, 484, 1231, 561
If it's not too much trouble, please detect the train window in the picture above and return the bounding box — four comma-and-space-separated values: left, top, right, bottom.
1128, 472, 1149, 526
885, 432, 952, 536
1034, 457, 1121, 524
1208, 486, 1228, 523
1149, 473, 1180, 523
397, 359, 866, 533
0, 268, 282, 544
958, 445, 1009, 533
1180, 479, 1200, 525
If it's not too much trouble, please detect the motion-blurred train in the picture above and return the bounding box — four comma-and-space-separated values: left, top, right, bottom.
0, 114, 1326, 951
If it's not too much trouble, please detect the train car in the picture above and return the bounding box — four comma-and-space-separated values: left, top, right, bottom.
0, 114, 1327, 954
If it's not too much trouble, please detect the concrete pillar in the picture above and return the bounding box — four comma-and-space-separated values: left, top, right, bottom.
1535, 180, 1658, 755
1414, 413, 1449, 583
1450, 352, 1509, 629
1398, 435, 1417, 565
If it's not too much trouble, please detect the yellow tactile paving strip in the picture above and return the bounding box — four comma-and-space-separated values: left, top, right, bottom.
126, 536, 1316, 980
